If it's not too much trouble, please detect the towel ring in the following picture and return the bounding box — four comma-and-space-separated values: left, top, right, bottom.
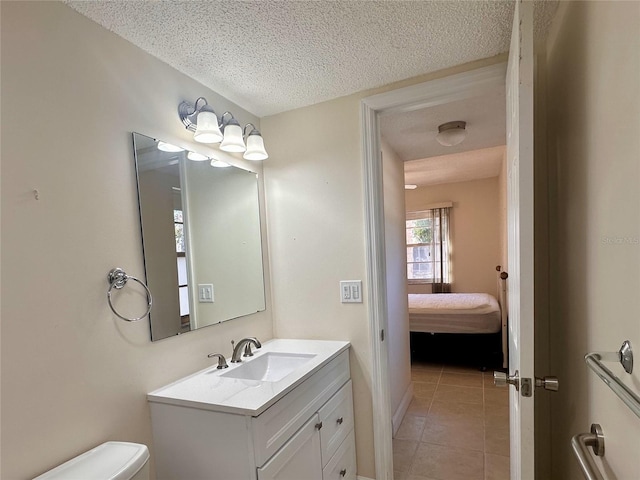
107, 267, 152, 322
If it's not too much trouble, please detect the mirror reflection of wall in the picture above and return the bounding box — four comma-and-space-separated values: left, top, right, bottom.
133, 133, 266, 341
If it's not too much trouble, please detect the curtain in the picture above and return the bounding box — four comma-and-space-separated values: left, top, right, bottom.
431, 207, 451, 293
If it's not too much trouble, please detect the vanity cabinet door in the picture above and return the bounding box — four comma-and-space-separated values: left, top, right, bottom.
257, 414, 323, 480
318, 380, 354, 466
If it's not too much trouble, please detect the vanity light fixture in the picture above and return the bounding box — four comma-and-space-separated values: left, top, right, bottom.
187, 151, 209, 161
179, 97, 269, 160
436, 121, 467, 147
210, 158, 231, 168
157, 141, 184, 152
405, 184, 418, 190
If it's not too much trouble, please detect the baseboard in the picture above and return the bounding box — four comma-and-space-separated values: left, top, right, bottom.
357, 476, 376, 480
391, 382, 414, 437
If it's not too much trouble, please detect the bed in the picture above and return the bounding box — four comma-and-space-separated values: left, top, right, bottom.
408, 271, 509, 368
408, 293, 501, 334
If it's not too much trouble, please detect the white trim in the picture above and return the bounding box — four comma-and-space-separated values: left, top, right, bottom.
357, 477, 376, 480
360, 61, 506, 480
392, 383, 414, 437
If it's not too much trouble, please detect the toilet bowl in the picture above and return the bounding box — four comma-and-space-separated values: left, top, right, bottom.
33, 441, 149, 480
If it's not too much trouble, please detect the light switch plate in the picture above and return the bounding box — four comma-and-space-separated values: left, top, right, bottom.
198, 284, 214, 303
340, 280, 362, 303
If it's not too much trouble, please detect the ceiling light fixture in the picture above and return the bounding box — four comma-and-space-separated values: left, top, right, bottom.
179, 97, 268, 160
436, 121, 467, 147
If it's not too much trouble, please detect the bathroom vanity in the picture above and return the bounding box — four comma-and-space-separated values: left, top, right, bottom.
148, 339, 355, 480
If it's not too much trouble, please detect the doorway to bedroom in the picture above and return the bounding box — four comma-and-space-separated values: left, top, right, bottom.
378, 69, 511, 479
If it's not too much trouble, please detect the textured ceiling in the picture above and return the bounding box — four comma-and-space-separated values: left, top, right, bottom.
381, 86, 505, 162
404, 146, 505, 187
64, 0, 557, 117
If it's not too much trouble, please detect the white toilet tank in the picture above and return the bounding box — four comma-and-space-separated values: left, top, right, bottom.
33, 441, 149, 480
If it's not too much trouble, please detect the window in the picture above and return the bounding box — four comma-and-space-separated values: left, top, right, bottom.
406, 207, 451, 284
174, 207, 190, 323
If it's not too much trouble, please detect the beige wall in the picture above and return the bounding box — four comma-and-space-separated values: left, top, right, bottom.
381, 141, 412, 428
405, 176, 503, 298
0, 2, 273, 479
546, 1, 640, 478
261, 55, 507, 477
184, 163, 265, 327
138, 169, 182, 339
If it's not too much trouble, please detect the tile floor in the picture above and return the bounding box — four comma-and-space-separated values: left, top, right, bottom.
393, 362, 510, 480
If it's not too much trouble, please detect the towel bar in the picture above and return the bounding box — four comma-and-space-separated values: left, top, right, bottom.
571, 424, 605, 480
585, 340, 640, 419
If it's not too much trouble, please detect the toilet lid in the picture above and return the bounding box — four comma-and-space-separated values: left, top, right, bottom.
33, 442, 149, 480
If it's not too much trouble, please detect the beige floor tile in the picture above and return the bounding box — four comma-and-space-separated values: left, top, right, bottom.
429, 399, 485, 420
396, 414, 427, 441
421, 415, 485, 452
407, 396, 433, 416
443, 364, 483, 375
485, 425, 510, 456
433, 384, 484, 405
410, 442, 484, 480
395, 362, 511, 480
484, 388, 509, 407
412, 362, 443, 372
484, 406, 509, 429
485, 453, 510, 480
393, 439, 419, 473
413, 381, 438, 398
412, 369, 442, 384
439, 372, 484, 388
394, 470, 408, 480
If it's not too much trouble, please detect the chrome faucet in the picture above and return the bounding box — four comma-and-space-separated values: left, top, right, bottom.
231, 337, 262, 363
207, 353, 228, 369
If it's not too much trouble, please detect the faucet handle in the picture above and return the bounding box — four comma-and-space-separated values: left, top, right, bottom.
207, 353, 229, 369
243, 338, 261, 357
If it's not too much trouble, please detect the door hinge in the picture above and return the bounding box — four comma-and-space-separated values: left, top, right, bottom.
380, 329, 385, 342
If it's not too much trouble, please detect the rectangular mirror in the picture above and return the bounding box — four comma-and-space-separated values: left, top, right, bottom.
133, 132, 266, 341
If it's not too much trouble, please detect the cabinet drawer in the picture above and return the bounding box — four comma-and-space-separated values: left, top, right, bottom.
318, 380, 354, 466
253, 351, 350, 466
322, 430, 356, 480
257, 414, 323, 480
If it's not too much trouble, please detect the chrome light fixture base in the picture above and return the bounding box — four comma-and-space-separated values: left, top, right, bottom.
178, 96, 268, 160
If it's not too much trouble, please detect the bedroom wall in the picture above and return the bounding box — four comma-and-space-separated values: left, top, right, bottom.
545, 2, 640, 478
381, 140, 412, 433
1, 3, 274, 479
405, 176, 502, 298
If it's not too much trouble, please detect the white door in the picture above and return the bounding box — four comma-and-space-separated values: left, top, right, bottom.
505, 1, 535, 478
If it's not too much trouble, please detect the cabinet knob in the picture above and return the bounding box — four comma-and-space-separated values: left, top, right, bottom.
336, 417, 344, 425
315, 422, 323, 430
339, 468, 347, 477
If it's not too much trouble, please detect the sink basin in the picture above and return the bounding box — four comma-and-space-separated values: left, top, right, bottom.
221, 352, 317, 382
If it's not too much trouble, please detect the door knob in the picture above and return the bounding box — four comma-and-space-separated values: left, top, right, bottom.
494, 370, 520, 389
535, 376, 559, 392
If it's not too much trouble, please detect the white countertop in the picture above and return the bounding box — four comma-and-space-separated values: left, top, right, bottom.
147, 338, 350, 416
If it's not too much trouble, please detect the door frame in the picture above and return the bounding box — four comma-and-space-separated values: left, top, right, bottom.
360, 61, 508, 479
